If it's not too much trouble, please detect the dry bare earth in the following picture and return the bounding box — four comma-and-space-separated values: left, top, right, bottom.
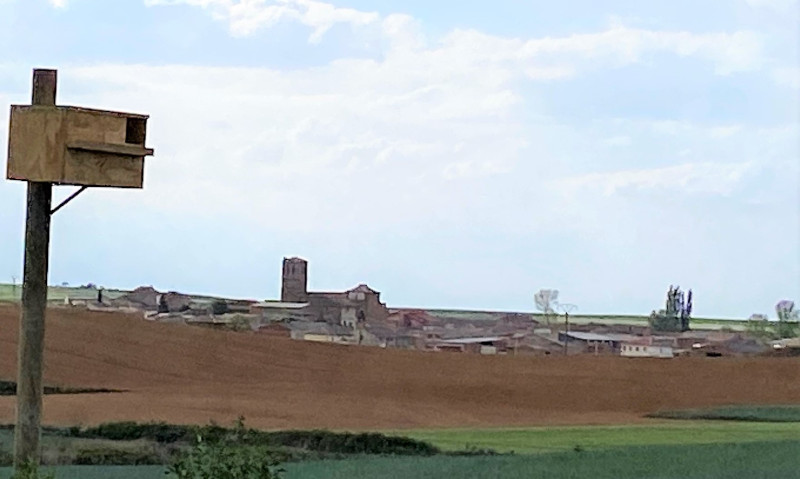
0, 305, 798, 430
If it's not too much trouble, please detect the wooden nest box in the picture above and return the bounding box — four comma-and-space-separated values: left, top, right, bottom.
7, 105, 154, 188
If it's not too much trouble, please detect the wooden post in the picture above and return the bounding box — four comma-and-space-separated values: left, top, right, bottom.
563, 311, 569, 356
14, 69, 56, 468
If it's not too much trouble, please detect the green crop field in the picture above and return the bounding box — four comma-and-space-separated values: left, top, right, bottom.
0, 422, 797, 478
0, 466, 165, 478
648, 405, 800, 422
282, 440, 800, 479
400, 308, 748, 330
0, 284, 21, 302
0, 441, 797, 479
0, 284, 127, 303
399, 421, 800, 454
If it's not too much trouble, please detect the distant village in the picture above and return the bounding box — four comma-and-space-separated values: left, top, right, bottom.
64, 257, 796, 359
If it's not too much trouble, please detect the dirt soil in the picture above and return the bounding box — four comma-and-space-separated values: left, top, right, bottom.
0, 304, 798, 430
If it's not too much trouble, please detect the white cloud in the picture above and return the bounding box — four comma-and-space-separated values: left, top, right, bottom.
557, 161, 758, 197
60, 61, 529, 232
744, 0, 799, 11
144, 0, 378, 41
144, 1, 765, 76
524, 65, 575, 80
48, 0, 68, 7
709, 125, 743, 139
603, 136, 632, 147
772, 66, 800, 89
648, 120, 748, 140
439, 26, 764, 75
11, 5, 787, 240
45, 0, 791, 234
381, 13, 425, 51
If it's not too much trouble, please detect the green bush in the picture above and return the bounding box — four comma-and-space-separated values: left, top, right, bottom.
54, 419, 441, 461
73, 448, 163, 466
264, 430, 439, 456
77, 422, 190, 443
9, 460, 55, 479
448, 444, 501, 456
649, 310, 681, 332
167, 436, 283, 479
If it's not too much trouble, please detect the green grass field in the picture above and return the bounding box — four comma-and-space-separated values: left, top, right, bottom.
0, 466, 165, 478
401, 308, 748, 330
282, 441, 800, 479
0, 441, 797, 479
400, 421, 800, 454
0, 422, 797, 478
648, 405, 800, 422
0, 284, 127, 303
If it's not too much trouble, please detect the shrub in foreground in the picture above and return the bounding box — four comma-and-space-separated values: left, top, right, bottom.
10, 460, 54, 479
167, 435, 283, 479
64, 420, 441, 456
264, 430, 440, 456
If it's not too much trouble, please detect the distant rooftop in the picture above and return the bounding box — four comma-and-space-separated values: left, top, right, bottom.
561, 331, 617, 342
439, 336, 504, 344
347, 284, 379, 294
251, 301, 310, 310
284, 256, 308, 263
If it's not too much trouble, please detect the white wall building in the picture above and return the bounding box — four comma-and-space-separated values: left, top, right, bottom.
620, 343, 674, 358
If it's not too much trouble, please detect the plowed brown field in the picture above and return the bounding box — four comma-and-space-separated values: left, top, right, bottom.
0, 304, 798, 430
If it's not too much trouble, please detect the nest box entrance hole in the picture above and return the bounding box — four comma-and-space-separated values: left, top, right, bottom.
126, 117, 146, 145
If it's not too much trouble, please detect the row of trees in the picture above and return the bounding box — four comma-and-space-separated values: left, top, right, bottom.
649, 285, 693, 332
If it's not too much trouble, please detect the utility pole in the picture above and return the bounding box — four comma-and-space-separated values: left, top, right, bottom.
557, 303, 577, 356
7, 68, 154, 471
14, 69, 56, 467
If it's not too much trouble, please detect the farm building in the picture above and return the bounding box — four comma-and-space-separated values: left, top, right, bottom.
432, 336, 507, 354
287, 322, 359, 344
250, 301, 315, 323
512, 333, 567, 356
361, 323, 416, 349
558, 331, 619, 354
620, 343, 674, 358
255, 322, 291, 338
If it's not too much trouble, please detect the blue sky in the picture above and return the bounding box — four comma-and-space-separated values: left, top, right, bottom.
1, 0, 798, 318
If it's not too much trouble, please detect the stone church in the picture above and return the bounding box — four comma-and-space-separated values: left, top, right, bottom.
280, 257, 390, 326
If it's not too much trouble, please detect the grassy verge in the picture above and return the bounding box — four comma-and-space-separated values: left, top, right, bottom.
647, 405, 800, 422
399, 421, 800, 454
